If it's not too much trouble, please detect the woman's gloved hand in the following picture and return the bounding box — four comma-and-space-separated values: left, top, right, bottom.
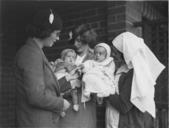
63, 99, 70, 111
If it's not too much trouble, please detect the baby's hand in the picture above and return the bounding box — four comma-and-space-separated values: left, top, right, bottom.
78, 64, 84, 69
76, 64, 85, 73
69, 68, 78, 75
66, 72, 80, 81
54, 58, 63, 64
70, 79, 81, 88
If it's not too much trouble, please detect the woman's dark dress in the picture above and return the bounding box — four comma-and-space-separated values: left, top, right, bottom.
107, 69, 154, 128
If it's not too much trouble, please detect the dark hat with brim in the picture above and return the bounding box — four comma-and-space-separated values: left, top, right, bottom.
33, 9, 62, 31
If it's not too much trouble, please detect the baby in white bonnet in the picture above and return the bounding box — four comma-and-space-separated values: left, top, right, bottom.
81, 43, 116, 103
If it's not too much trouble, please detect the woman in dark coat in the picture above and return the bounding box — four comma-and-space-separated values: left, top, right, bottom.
105, 32, 165, 128
14, 9, 78, 128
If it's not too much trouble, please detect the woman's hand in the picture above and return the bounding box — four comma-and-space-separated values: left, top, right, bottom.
70, 79, 81, 89
54, 58, 63, 64
78, 64, 84, 70
63, 99, 70, 111
65, 72, 79, 81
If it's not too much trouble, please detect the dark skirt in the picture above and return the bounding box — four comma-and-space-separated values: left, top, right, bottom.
56, 90, 96, 128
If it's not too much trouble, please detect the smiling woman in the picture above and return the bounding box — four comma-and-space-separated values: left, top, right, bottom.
42, 30, 61, 47
13, 9, 80, 128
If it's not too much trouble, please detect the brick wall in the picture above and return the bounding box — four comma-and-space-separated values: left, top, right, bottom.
0, 37, 16, 127
0, 1, 168, 128
0, 31, 17, 127
125, 1, 142, 36
107, 1, 126, 42
0, 1, 26, 127
1, 0, 17, 127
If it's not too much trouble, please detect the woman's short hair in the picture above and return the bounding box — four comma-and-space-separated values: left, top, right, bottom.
26, 9, 62, 39
71, 24, 98, 48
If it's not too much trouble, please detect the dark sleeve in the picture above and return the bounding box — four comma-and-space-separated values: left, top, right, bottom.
108, 70, 134, 114
17, 48, 64, 112
58, 77, 72, 93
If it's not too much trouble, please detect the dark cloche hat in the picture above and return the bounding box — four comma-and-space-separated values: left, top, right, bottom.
32, 8, 63, 31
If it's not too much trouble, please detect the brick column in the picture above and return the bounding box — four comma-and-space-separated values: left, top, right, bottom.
125, 1, 142, 36
107, 1, 126, 42
107, 1, 143, 42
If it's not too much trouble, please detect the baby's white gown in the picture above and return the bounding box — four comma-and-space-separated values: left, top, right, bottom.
82, 58, 115, 102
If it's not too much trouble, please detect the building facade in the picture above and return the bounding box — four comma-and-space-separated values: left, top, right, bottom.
0, 1, 168, 128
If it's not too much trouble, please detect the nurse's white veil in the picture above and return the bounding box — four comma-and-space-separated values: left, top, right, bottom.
112, 32, 165, 118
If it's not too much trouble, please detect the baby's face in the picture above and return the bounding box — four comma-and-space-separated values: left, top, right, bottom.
64, 52, 76, 64
94, 46, 107, 62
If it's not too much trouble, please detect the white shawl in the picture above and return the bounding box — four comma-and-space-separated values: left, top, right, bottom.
112, 32, 165, 118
